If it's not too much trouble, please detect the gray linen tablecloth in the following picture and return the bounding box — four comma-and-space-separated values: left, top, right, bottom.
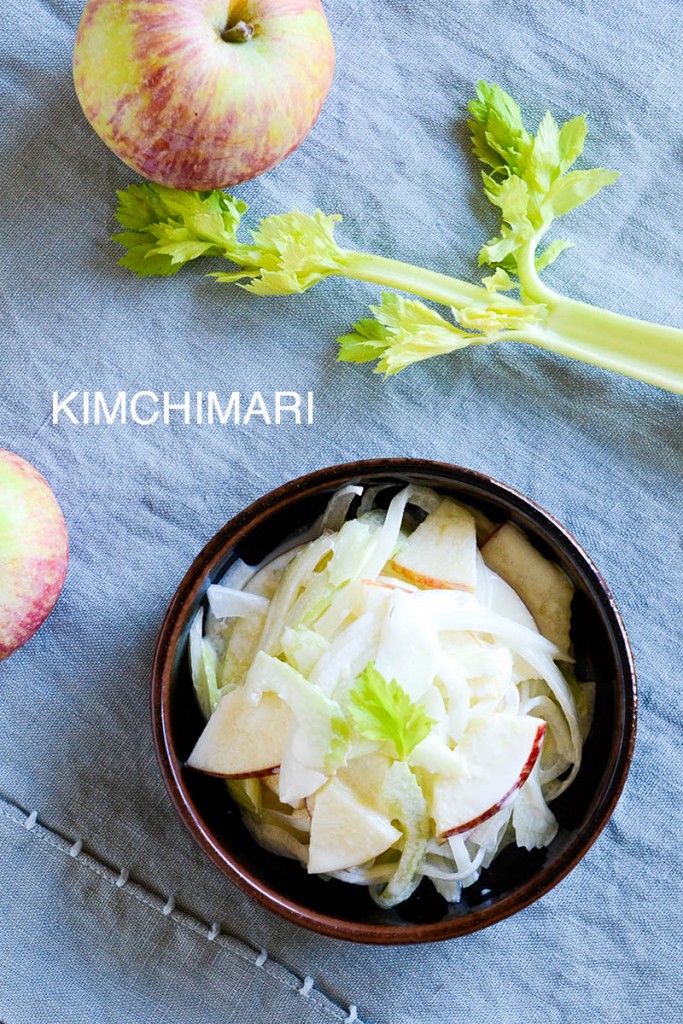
1, 1, 682, 1021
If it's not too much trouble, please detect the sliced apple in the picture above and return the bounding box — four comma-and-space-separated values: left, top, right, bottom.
336, 751, 393, 807
355, 577, 416, 629
481, 522, 573, 654
217, 556, 287, 687
308, 778, 401, 874
462, 503, 498, 545
408, 733, 466, 777
431, 713, 546, 839
277, 729, 327, 805
186, 687, 291, 778
389, 498, 477, 592
361, 576, 415, 592
219, 610, 266, 689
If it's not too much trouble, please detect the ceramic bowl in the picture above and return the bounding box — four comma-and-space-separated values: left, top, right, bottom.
151, 459, 636, 944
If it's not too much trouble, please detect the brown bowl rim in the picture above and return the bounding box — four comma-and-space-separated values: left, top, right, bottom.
151, 458, 637, 945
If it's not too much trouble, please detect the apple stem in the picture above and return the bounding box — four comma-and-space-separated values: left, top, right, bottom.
221, 20, 255, 43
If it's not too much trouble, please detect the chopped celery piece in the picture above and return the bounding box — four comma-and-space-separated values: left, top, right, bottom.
226, 778, 262, 816
372, 763, 429, 908
189, 609, 220, 719
245, 652, 349, 774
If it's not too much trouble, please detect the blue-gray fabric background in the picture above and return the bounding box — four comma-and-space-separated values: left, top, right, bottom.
1, 1, 682, 1021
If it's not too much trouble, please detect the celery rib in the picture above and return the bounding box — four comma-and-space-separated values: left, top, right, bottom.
111, 80, 683, 396
339, 252, 520, 312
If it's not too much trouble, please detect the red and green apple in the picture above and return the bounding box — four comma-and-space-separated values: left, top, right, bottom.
0, 451, 69, 661
73, 0, 336, 189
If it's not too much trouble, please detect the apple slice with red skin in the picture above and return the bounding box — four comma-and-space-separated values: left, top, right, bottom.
360, 578, 414, 593
200, 766, 280, 781
390, 498, 477, 593
431, 714, 547, 840
187, 688, 291, 779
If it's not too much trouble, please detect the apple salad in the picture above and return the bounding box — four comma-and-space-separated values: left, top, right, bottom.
186, 485, 594, 908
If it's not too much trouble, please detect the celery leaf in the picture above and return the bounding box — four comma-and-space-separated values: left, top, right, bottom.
231, 210, 345, 295
349, 662, 435, 760
338, 293, 477, 375
468, 82, 619, 275
115, 184, 348, 293
113, 182, 248, 276
338, 291, 545, 373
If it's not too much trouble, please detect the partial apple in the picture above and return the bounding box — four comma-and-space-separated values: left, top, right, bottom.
430, 713, 546, 840
481, 522, 574, 653
390, 498, 477, 592
73, 0, 335, 189
0, 451, 68, 662
187, 687, 291, 777
308, 777, 401, 874
336, 751, 392, 805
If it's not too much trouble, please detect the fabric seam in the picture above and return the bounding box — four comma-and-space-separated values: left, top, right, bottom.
0, 793, 363, 1024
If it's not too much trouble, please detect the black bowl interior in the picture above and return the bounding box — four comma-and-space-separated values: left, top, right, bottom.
163, 464, 635, 937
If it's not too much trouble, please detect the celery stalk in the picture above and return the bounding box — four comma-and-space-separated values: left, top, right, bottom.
112, 81, 683, 395
337, 248, 683, 392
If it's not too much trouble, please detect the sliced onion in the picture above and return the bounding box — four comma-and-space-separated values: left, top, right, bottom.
207, 585, 269, 619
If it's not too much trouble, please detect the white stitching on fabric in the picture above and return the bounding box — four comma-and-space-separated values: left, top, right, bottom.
162, 895, 176, 916
299, 975, 314, 997
207, 921, 220, 941
0, 797, 364, 1023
